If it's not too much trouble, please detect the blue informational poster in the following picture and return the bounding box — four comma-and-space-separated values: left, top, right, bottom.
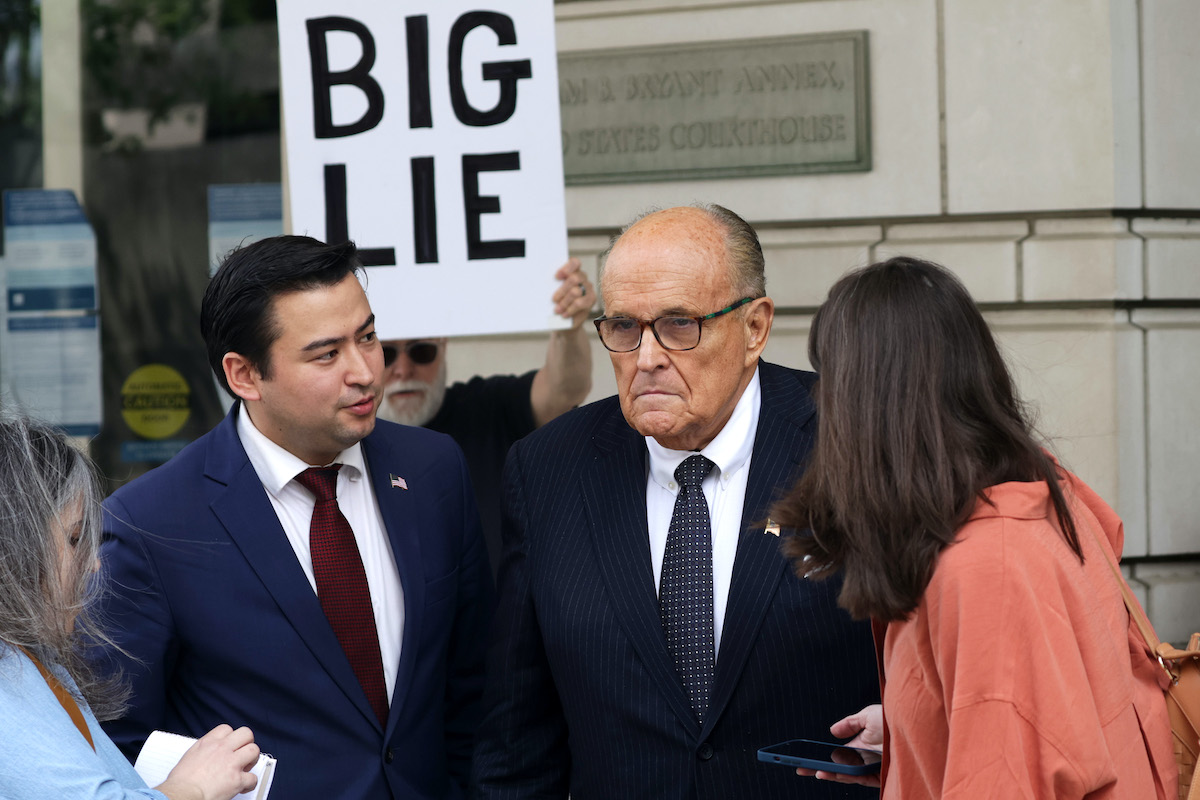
0, 190, 103, 436
206, 184, 285, 415
207, 183, 283, 275
3, 189, 97, 311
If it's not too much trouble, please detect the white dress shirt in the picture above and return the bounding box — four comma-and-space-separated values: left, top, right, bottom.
237, 408, 404, 701
645, 367, 761, 655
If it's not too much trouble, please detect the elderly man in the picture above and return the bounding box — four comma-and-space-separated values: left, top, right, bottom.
376, 258, 594, 573
472, 205, 879, 800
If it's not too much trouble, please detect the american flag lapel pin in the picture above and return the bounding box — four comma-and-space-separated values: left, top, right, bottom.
764, 518, 780, 537
390, 474, 408, 490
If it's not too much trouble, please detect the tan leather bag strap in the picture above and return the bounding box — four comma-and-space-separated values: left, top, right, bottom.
1083, 521, 1162, 648
20, 648, 95, 751
1081, 522, 1200, 675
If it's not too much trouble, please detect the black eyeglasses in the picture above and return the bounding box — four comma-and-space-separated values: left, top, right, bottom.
593, 297, 755, 353
382, 341, 441, 367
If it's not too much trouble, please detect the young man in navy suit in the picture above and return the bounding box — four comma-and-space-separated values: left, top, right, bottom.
95, 236, 491, 800
472, 205, 879, 799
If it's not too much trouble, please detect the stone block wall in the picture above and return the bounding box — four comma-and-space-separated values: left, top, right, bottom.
438, 216, 1200, 642
446, 0, 1199, 639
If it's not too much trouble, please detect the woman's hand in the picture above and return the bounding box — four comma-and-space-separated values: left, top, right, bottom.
155, 724, 259, 800
795, 704, 884, 788
829, 703, 884, 750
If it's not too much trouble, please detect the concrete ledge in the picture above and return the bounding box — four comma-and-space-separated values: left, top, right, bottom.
1023, 219, 1142, 301
761, 226, 881, 307
1130, 563, 1200, 645
1132, 218, 1200, 299
878, 220, 1029, 303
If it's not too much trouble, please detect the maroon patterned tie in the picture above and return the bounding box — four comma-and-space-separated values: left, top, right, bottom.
295, 466, 389, 726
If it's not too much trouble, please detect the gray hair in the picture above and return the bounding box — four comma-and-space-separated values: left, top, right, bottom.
601, 203, 767, 301
0, 411, 128, 719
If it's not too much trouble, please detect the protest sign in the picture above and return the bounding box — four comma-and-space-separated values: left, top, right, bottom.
278, 1, 568, 339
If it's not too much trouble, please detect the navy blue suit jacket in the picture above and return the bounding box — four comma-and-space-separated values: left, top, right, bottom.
96, 406, 492, 800
473, 361, 879, 800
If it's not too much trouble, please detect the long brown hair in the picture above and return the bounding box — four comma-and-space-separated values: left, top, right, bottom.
774, 257, 1080, 621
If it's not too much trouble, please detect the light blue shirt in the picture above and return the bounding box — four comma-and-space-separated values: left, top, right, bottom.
0, 644, 166, 800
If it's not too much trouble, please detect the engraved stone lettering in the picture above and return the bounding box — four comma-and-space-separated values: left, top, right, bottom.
558, 32, 870, 183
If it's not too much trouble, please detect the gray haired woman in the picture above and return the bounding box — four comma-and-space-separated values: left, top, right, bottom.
0, 413, 259, 800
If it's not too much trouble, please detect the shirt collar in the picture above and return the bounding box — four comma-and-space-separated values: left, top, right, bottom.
969, 479, 1053, 522
646, 367, 761, 492
236, 403, 367, 497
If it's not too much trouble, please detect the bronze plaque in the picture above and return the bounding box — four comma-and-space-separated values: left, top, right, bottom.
558, 31, 870, 184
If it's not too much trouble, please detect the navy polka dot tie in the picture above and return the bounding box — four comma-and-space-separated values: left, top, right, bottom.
295, 466, 389, 726
660, 454, 716, 724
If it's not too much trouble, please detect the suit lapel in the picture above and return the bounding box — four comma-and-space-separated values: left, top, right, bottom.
704, 363, 816, 733
360, 430, 423, 735
581, 408, 699, 735
205, 409, 383, 731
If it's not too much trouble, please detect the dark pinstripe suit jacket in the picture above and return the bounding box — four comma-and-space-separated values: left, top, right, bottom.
473, 361, 879, 800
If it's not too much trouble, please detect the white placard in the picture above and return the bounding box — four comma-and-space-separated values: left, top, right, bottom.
278, 1, 568, 340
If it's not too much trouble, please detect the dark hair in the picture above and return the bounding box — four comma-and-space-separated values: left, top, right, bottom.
773, 257, 1080, 621
201, 235, 362, 397
0, 411, 128, 718
602, 203, 766, 299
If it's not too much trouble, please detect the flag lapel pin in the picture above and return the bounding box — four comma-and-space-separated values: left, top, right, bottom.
390, 474, 408, 490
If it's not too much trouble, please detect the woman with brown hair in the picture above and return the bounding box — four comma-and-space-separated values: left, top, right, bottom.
0, 413, 260, 800
773, 257, 1176, 798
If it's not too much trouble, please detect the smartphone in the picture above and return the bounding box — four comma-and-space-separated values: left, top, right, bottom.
756, 739, 882, 776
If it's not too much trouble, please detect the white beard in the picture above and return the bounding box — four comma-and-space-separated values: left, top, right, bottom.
376, 359, 448, 427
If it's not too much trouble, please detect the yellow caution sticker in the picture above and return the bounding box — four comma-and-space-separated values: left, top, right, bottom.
121, 364, 190, 440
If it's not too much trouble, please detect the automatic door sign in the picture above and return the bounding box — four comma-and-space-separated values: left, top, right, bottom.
121, 364, 191, 440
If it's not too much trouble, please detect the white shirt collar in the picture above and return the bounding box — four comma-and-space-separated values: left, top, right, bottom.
646, 367, 761, 492
236, 404, 367, 497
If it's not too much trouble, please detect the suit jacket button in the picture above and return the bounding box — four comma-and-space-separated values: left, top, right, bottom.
385, 748, 395, 764
697, 743, 715, 760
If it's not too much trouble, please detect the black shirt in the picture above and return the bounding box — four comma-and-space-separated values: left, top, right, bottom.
426, 370, 538, 576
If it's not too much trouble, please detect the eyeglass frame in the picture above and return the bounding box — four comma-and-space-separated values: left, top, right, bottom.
592, 296, 757, 353
381, 340, 441, 368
